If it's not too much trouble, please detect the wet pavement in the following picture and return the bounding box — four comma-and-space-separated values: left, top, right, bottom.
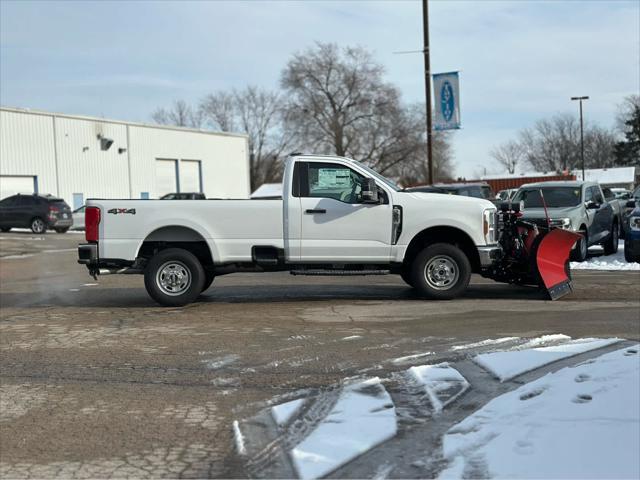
1, 231, 639, 478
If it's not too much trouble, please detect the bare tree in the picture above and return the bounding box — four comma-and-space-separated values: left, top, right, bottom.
200, 87, 293, 188
490, 140, 523, 174
281, 42, 454, 182
614, 94, 640, 134
152, 99, 203, 128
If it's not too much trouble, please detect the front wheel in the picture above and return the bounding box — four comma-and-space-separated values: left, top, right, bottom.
0, 227, 11, 232
30, 217, 46, 234
571, 232, 588, 262
411, 243, 471, 300
144, 248, 205, 306
625, 240, 640, 263
201, 271, 215, 292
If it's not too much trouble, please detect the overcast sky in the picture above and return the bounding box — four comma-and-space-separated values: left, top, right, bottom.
1, 0, 638, 177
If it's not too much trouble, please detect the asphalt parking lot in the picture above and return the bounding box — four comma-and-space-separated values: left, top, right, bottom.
1, 230, 639, 478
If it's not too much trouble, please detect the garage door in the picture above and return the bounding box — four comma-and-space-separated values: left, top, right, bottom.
0, 176, 36, 200
155, 159, 178, 197
180, 160, 202, 193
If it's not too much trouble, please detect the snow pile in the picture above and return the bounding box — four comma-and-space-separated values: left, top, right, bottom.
408, 363, 469, 413
451, 337, 520, 351
571, 241, 639, 271
290, 377, 397, 480
440, 345, 640, 479
271, 398, 305, 426
475, 337, 621, 381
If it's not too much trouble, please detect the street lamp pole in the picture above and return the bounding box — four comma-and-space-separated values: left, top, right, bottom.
571, 96, 589, 180
422, 0, 434, 184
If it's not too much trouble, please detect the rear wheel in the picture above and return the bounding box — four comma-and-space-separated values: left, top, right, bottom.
30, 217, 46, 234
144, 248, 205, 306
571, 232, 588, 262
0, 227, 10, 232
54, 227, 69, 234
603, 221, 619, 255
411, 243, 471, 300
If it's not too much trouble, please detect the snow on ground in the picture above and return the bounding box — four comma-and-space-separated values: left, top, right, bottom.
450, 337, 520, 351
408, 363, 469, 413
271, 398, 305, 427
475, 337, 621, 382
391, 352, 434, 364
439, 345, 640, 479
290, 377, 397, 480
571, 241, 639, 271
232, 420, 246, 455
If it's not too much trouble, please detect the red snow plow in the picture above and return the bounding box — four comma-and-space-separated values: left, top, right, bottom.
484, 201, 582, 300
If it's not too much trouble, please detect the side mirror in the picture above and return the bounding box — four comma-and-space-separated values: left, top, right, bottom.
626, 200, 638, 208
585, 201, 599, 210
361, 178, 380, 204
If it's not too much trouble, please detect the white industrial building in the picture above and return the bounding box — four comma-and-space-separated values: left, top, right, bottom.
0, 107, 250, 209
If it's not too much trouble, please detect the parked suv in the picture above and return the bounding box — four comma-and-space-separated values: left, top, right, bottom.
512, 181, 617, 262
0, 194, 73, 233
159, 192, 206, 200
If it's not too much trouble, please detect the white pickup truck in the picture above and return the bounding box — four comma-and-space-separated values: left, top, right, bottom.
78, 154, 502, 306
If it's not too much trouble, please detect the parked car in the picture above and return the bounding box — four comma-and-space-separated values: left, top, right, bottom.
71, 205, 85, 230
496, 188, 518, 202
624, 201, 640, 263
611, 188, 632, 200
160, 192, 206, 200
622, 185, 640, 232
407, 182, 494, 199
512, 181, 618, 262
0, 194, 73, 233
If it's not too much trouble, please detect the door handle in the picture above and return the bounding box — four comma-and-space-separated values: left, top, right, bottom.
305, 209, 326, 214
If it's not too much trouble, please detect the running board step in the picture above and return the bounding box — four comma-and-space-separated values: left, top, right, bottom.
291, 269, 390, 276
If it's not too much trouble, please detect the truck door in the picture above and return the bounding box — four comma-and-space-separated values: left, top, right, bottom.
295, 161, 392, 262
585, 186, 610, 244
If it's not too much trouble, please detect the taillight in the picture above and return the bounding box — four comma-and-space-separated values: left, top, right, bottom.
85, 207, 101, 242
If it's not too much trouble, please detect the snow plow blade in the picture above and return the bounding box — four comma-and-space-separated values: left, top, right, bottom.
535, 228, 582, 300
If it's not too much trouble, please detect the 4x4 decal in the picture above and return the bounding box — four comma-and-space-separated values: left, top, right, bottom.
107, 208, 136, 215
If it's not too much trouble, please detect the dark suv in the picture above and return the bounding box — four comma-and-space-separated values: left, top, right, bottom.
0, 194, 73, 233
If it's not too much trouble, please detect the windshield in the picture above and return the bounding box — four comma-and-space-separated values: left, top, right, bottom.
351, 160, 401, 192
513, 187, 582, 208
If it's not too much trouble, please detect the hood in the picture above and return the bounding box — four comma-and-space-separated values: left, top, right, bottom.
402, 191, 496, 210
520, 206, 581, 219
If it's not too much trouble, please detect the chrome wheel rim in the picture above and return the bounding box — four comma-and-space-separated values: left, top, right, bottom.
156, 261, 192, 296
424, 255, 459, 290
32, 218, 44, 233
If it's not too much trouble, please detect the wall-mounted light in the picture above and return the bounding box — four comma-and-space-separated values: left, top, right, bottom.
118, 147, 127, 154
82, 146, 89, 152
97, 134, 114, 151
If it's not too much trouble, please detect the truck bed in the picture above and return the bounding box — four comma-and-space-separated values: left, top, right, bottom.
87, 199, 284, 263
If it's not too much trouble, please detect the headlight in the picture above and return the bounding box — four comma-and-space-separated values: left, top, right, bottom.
630, 216, 640, 231
558, 218, 572, 229
483, 209, 497, 244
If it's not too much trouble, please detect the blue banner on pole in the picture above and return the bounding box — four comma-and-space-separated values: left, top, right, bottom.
433, 71, 461, 130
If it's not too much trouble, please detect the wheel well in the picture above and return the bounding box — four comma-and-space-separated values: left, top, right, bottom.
138, 226, 214, 268
404, 226, 481, 272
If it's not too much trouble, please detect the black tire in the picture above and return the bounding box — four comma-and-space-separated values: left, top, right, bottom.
0, 227, 10, 232
411, 243, 471, 300
201, 271, 215, 292
624, 240, 640, 263
400, 267, 414, 288
54, 227, 69, 234
144, 248, 205, 307
603, 221, 619, 255
571, 232, 588, 262
30, 217, 46, 234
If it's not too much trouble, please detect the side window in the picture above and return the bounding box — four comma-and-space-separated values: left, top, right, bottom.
602, 188, 614, 201
305, 163, 365, 204
0, 196, 16, 206
584, 187, 594, 203
17, 196, 34, 206
592, 186, 604, 204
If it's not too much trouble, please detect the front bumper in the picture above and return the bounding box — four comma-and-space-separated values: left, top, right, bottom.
477, 245, 502, 267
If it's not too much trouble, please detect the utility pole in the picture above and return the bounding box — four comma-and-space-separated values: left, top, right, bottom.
571, 96, 589, 180
422, 0, 434, 184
